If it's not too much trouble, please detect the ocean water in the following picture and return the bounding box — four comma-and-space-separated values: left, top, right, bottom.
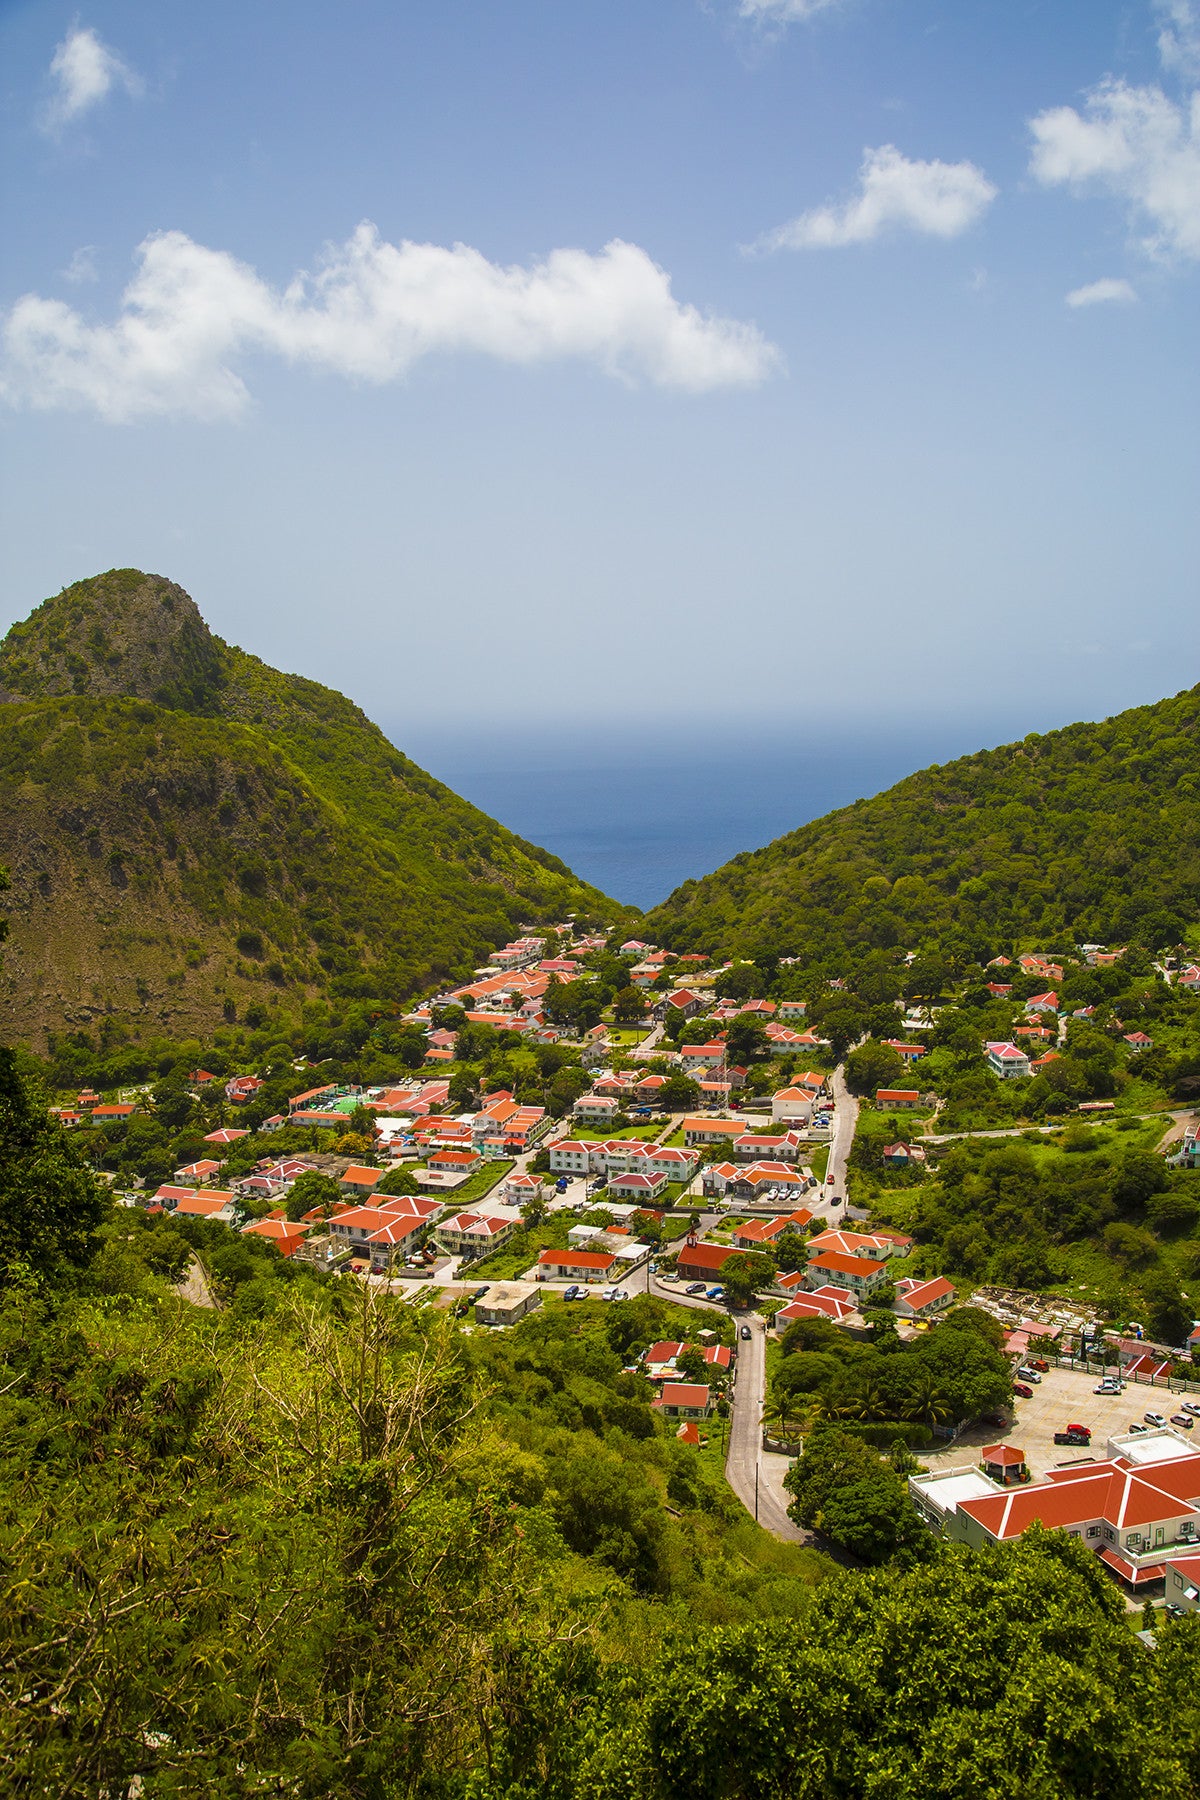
397, 723, 997, 911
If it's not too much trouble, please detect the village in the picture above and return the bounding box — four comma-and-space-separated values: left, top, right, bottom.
48, 921, 1200, 1607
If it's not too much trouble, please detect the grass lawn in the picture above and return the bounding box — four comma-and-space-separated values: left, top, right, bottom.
810, 1144, 830, 1181
663, 1127, 687, 1147
607, 1028, 652, 1046
574, 1122, 663, 1141
442, 1159, 515, 1206
467, 1215, 571, 1281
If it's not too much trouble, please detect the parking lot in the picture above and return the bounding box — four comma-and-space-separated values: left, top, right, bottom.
921, 1363, 1197, 1481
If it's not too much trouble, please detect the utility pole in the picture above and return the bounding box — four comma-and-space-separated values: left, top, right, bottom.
755, 1460, 760, 1521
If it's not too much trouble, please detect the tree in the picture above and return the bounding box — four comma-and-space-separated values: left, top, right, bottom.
713, 962, 763, 1002
520, 1192, 548, 1230
376, 1164, 420, 1198
719, 1250, 774, 1308
723, 1016, 771, 1067
843, 1038, 906, 1097
783, 1426, 928, 1564
614, 986, 646, 1022
657, 1073, 700, 1111
0, 1049, 107, 1281
674, 1345, 710, 1383
1140, 1271, 1194, 1347
284, 1169, 343, 1221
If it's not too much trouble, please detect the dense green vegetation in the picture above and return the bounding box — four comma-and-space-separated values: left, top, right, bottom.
0, 569, 625, 1048
863, 1123, 1200, 1345
646, 683, 1200, 962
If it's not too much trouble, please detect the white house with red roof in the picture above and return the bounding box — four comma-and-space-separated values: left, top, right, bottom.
534, 1246, 618, 1284
892, 1274, 956, 1319
775, 1285, 860, 1327
653, 1382, 712, 1420
434, 1209, 519, 1259
804, 1249, 890, 1295
986, 1042, 1031, 1080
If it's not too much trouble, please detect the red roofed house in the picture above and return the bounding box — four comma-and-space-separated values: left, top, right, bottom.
775, 1284, 858, 1326
241, 1218, 310, 1257
875, 1089, 921, 1111
893, 1275, 956, 1319
609, 1170, 669, 1202
365, 1213, 429, 1271
169, 1190, 238, 1223
655, 1382, 712, 1420
92, 1103, 136, 1123
733, 1212, 814, 1249
435, 1210, 518, 1259
1165, 1551, 1200, 1613
329, 1206, 410, 1252
803, 1250, 890, 1296
426, 1148, 483, 1176
535, 1247, 618, 1284
808, 1228, 909, 1262
204, 1127, 250, 1145
340, 1164, 383, 1195
174, 1158, 223, 1185
675, 1242, 748, 1283
683, 1117, 749, 1146
771, 1086, 817, 1124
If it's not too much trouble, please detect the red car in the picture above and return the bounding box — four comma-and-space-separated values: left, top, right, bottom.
1030, 1358, 1050, 1372
1066, 1422, 1092, 1438
1013, 1382, 1033, 1399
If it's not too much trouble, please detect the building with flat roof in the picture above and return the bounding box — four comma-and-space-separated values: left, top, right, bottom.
475, 1282, 542, 1326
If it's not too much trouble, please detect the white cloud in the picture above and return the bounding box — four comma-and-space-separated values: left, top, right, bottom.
1155, 0, 1200, 79
1064, 277, 1138, 306
62, 246, 99, 285
755, 144, 997, 251
1029, 78, 1200, 260
0, 224, 781, 421
41, 26, 141, 133
738, 0, 849, 20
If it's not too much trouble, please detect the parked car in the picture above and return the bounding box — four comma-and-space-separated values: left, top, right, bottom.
740, 1325, 752, 1341
1054, 1431, 1091, 1446
1016, 1367, 1042, 1384
706, 1285, 725, 1301
1145, 1411, 1167, 1427
1170, 1413, 1194, 1430
562, 1284, 581, 1301
1013, 1382, 1033, 1399
1095, 1382, 1120, 1395
1128, 1422, 1149, 1433
660, 1271, 679, 1283
829, 1196, 842, 1208
1066, 1422, 1092, 1438
1182, 1400, 1200, 1418
1030, 1358, 1050, 1372
470, 1286, 489, 1302
686, 1281, 707, 1295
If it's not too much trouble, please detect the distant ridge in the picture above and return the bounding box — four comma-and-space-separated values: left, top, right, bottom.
644, 687, 1200, 963
0, 570, 622, 1048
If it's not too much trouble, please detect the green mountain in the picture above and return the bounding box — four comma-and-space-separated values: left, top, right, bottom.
645, 686, 1200, 963
0, 569, 620, 1049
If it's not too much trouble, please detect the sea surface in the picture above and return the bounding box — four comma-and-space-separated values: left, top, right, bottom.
396, 722, 1001, 911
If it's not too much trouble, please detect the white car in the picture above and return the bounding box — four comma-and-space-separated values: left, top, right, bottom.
1183, 1401, 1200, 1419
1144, 1411, 1167, 1428
1016, 1367, 1042, 1384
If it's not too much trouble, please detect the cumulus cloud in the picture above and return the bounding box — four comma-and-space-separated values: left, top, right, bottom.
1029, 78, 1200, 260
41, 26, 141, 133
1064, 277, 1138, 306
755, 144, 997, 250
1155, 0, 1200, 78
0, 224, 781, 421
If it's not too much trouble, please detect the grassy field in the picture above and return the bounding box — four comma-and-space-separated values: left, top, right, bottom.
435, 1159, 515, 1207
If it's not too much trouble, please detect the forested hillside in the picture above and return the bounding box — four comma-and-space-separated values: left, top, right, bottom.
0, 571, 621, 1048
645, 686, 1200, 962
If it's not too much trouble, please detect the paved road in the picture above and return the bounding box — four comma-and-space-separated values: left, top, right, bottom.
820, 1064, 858, 1206
724, 1311, 804, 1539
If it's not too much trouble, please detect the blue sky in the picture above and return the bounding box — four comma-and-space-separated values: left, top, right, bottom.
1, 0, 1196, 747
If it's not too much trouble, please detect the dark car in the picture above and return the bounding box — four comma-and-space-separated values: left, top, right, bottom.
471, 1285, 489, 1302
1013, 1382, 1033, 1399
828, 1195, 842, 1208
686, 1281, 707, 1295
562, 1284, 581, 1301
740, 1325, 752, 1341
